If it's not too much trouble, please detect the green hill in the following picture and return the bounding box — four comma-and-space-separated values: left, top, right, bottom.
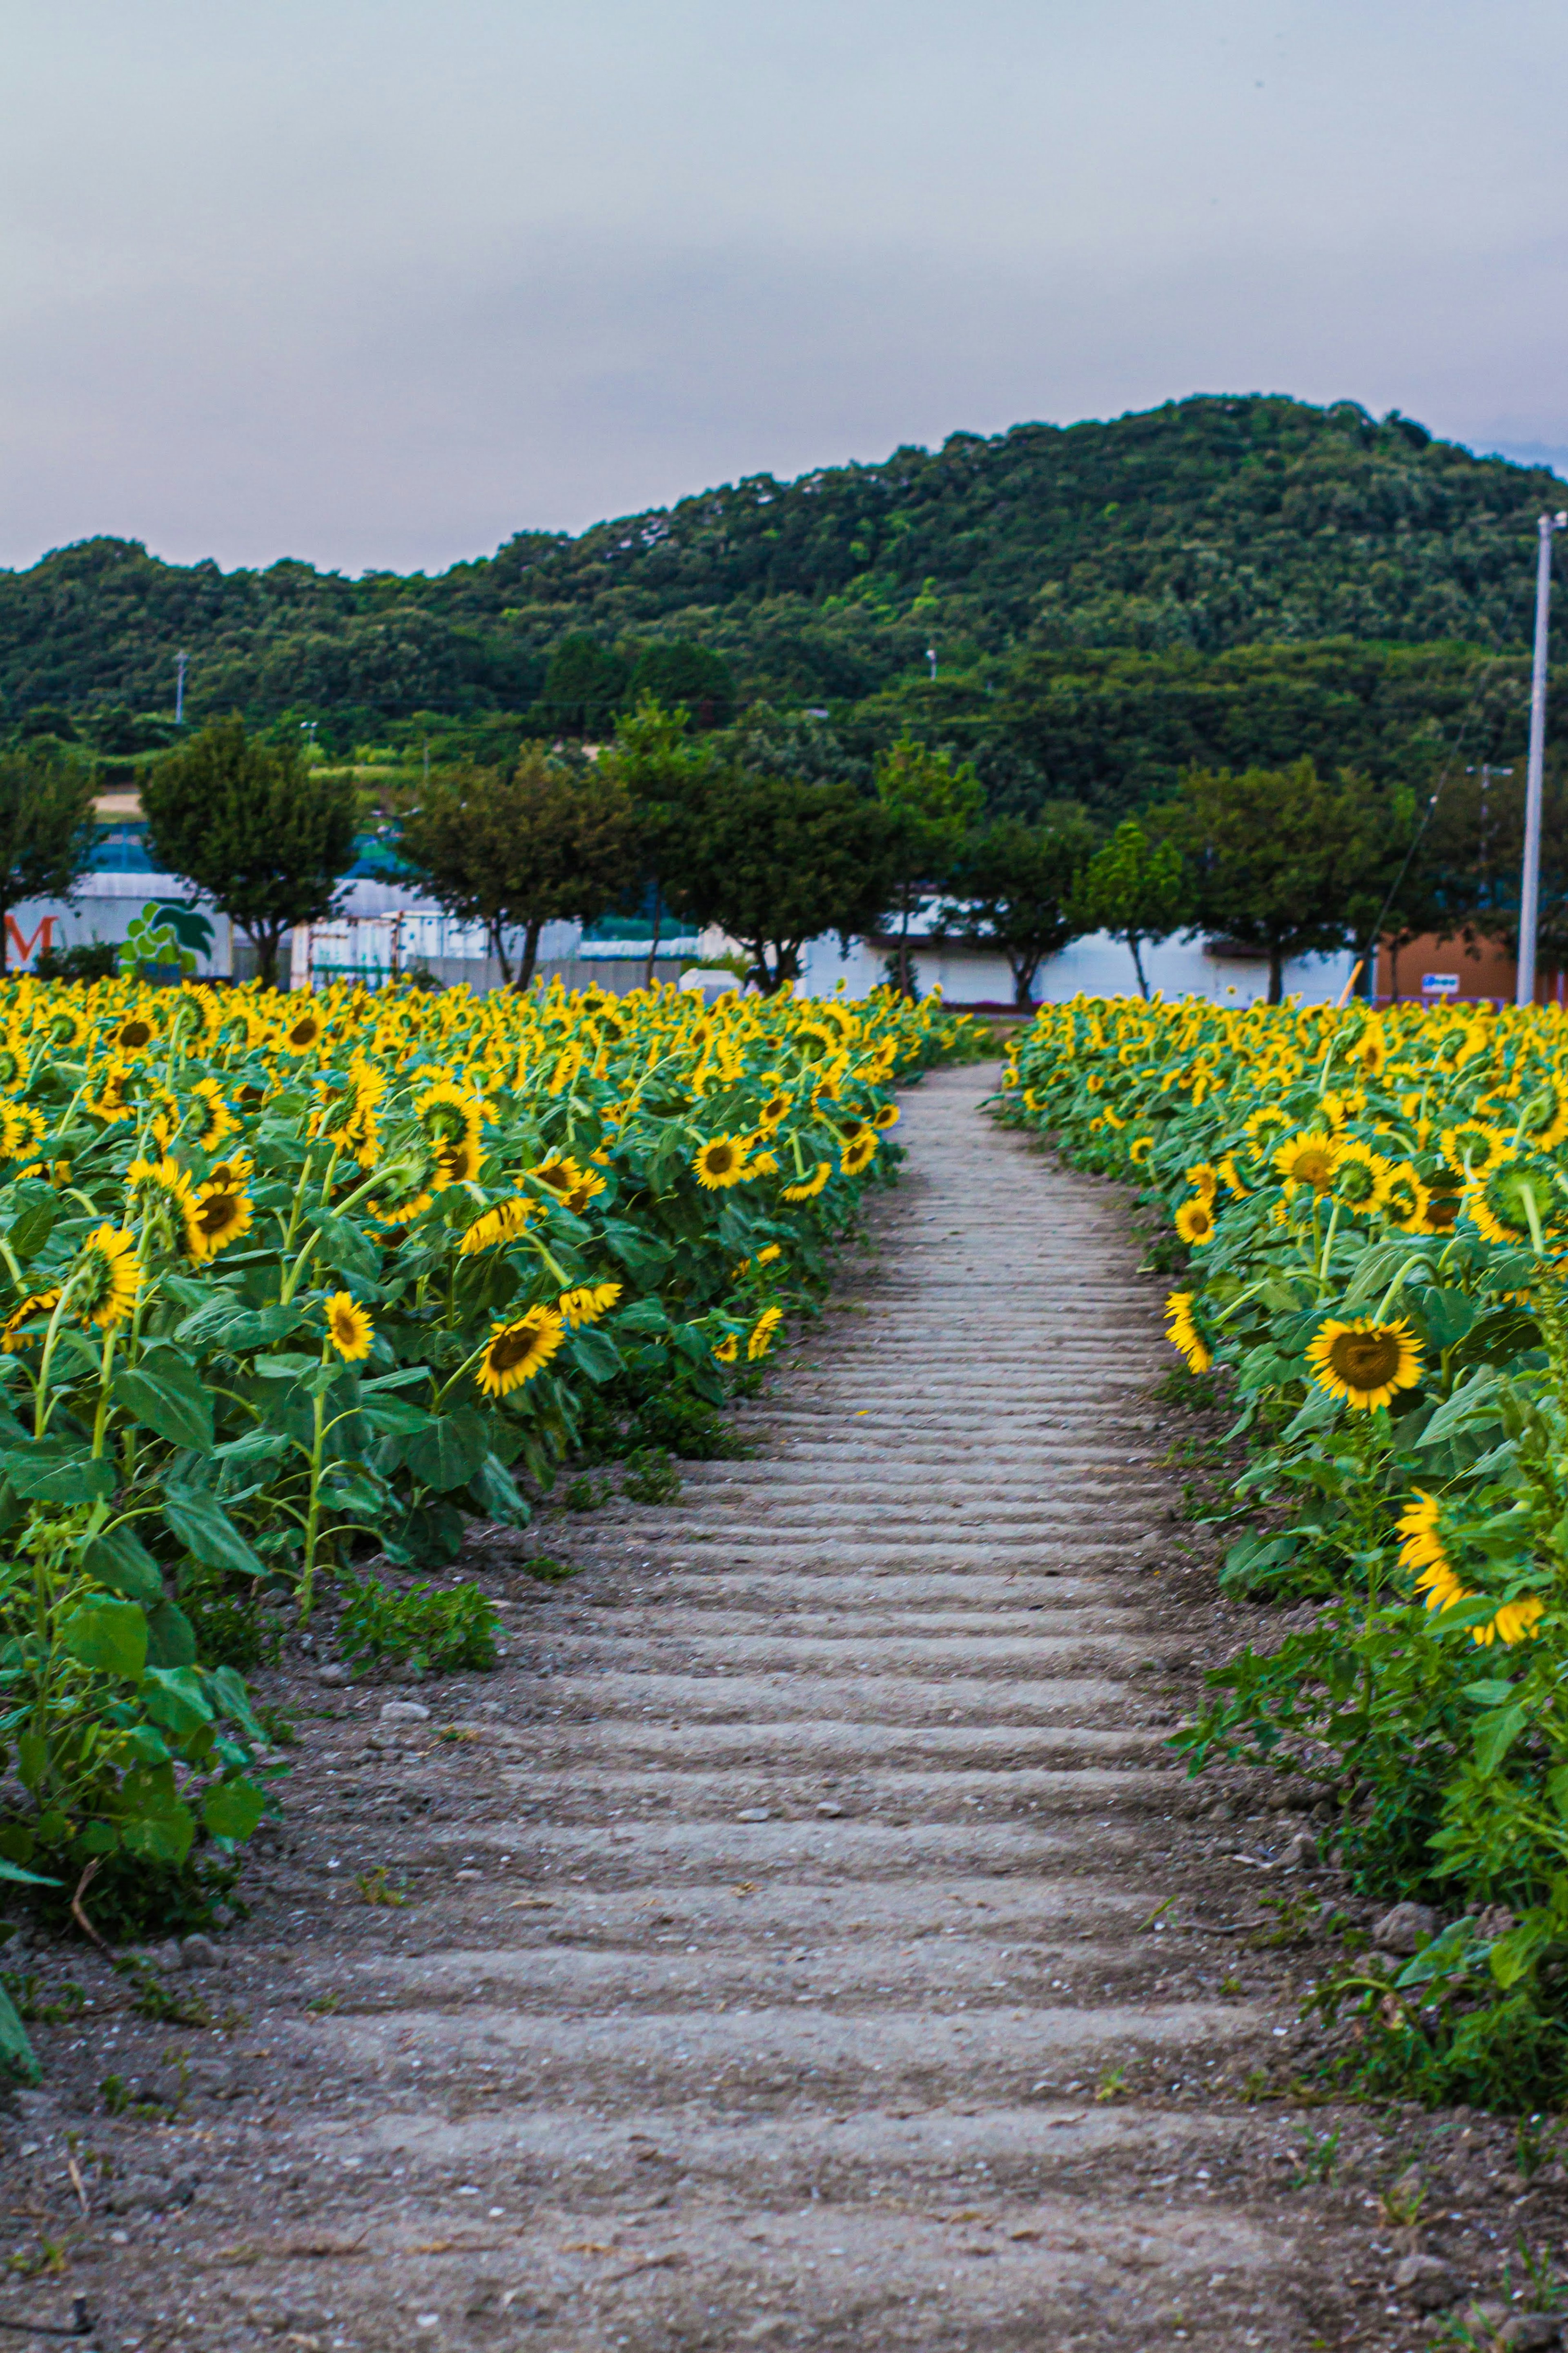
4, 393, 1564, 817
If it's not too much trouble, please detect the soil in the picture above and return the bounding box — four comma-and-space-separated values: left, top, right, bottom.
0, 1063, 1562, 2351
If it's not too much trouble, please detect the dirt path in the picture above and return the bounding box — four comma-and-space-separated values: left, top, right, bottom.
3, 1063, 1523, 2350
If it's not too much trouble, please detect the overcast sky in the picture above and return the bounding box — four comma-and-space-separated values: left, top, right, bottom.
4, 0, 1566, 576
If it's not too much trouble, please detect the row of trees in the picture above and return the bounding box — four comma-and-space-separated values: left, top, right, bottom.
0, 703, 1559, 1002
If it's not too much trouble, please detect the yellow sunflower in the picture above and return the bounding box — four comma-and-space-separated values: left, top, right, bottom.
1164, 1291, 1212, 1374
126, 1155, 193, 1213
184, 1176, 254, 1262
693, 1135, 753, 1190
1174, 1196, 1215, 1247
757, 1091, 793, 1130
1305, 1316, 1423, 1412
458, 1197, 536, 1256
1474, 1597, 1546, 1647
1439, 1120, 1511, 1180
475, 1305, 566, 1396
530, 1153, 588, 1197
1463, 1158, 1562, 1250
325, 1291, 374, 1362
714, 1333, 739, 1364
781, 1162, 831, 1203
747, 1305, 785, 1361
1274, 1133, 1341, 1195
71, 1226, 141, 1328
0, 1287, 62, 1353
190, 1077, 238, 1152
557, 1281, 623, 1329
1331, 1139, 1395, 1216
110, 1012, 158, 1057
562, 1169, 607, 1215
279, 1007, 326, 1055
840, 1131, 878, 1176
872, 1103, 901, 1131
1383, 1162, 1432, 1235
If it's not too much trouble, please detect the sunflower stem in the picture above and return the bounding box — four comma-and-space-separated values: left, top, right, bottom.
89, 1324, 118, 1459
1318, 1198, 1344, 1285
1373, 1254, 1432, 1326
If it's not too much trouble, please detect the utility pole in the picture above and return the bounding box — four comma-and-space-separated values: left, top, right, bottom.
1517, 510, 1568, 1007
174, 650, 188, 726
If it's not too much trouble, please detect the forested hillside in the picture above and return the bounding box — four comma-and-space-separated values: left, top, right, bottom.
4, 394, 1564, 818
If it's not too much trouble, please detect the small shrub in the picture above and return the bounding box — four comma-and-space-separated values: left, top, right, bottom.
521, 1555, 577, 1584
563, 1473, 612, 1511
621, 1447, 682, 1505
1151, 1365, 1221, 1411
335, 1575, 500, 1679
179, 1575, 281, 1673
113, 1956, 212, 2028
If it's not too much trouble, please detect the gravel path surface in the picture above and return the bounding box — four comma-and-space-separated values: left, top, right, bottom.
4, 1062, 1480, 2351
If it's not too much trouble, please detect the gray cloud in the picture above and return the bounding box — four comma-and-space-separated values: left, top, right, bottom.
3, 0, 1566, 572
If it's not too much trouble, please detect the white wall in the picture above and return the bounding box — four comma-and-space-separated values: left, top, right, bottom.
795, 929, 1357, 1006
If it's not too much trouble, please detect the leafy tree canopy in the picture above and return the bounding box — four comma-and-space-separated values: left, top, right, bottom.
140, 716, 356, 986
659, 772, 898, 995
942, 811, 1097, 1006
395, 749, 642, 988
0, 745, 96, 970
1080, 819, 1189, 1000
1161, 759, 1404, 1004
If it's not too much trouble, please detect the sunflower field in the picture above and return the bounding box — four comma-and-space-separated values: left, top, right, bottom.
0, 973, 964, 1942
1003, 992, 1568, 2109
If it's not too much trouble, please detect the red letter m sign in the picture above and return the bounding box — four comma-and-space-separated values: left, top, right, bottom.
6, 917, 55, 966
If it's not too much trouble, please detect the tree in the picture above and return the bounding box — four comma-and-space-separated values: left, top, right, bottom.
873, 734, 983, 996
659, 769, 898, 995
941, 811, 1097, 1006
537, 636, 632, 737
0, 745, 96, 973
142, 716, 356, 987
396, 748, 641, 988
625, 642, 733, 727
1079, 819, 1187, 999
603, 696, 716, 983
1164, 758, 1395, 1005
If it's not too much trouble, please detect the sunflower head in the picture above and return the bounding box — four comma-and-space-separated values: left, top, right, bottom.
714, 1333, 739, 1364
1464, 1158, 1561, 1250
747, 1305, 784, 1361
1164, 1291, 1213, 1374
1174, 1196, 1215, 1247
557, 1280, 623, 1329
693, 1135, 752, 1190
185, 1176, 254, 1262
281, 1009, 326, 1055
872, 1103, 900, 1131
1305, 1316, 1423, 1412
459, 1196, 536, 1256
1383, 1162, 1432, 1234
325, 1290, 374, 1362
840, 1131, 878, 1176
0, 1287, 62, 1353
71, 1225, 141, 1328
531, 1153, 585, 1197
1331, 1140, 1394, 1214
1274, 1133, 1340, 1195
111, 1013, 157, 1056
1519, 1084, 1568, 1151
192, 1077, 238, 1152
1440, 1120, 1511, 1180
781, 1161, 831, 1203
475, 1305, 565, 1397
